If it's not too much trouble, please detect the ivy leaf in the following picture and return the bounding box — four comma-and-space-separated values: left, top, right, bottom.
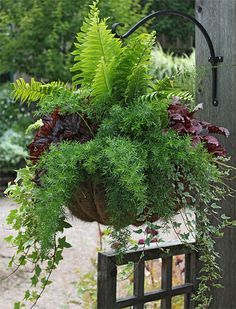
6, 209, 18, 224
58, 236, 72, 249
57, 219, 72, 232
60, 220, 72, 229
24, 290, 30, 300
130, 244, 139, 251
146, 222, 162, 230
41, 277, 53, 287
221, 214, 231, 220
4, 235, 14, 243
35, 265, 42, 277
31, 275, 39, 287
172, 222, 182, 229
134, 229, 143, 234
14, 302, 22, 309
8, 256, 15, 268
19, 255, 27, 266
211, 203, 221, 209
55, 250, 64, 265
230, 220, 236, 227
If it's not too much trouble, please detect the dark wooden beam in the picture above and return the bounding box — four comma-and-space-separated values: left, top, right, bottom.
196, 1, 236, 307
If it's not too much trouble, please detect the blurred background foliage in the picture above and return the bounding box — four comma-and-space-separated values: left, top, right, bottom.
0, 0, 195, 177
0, 0, 150, 82
0, 0, 194, 82
0, 84, 32, 191
150, 0, 194, 53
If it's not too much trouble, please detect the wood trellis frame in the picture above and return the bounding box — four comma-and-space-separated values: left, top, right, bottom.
97, 243, 196, 308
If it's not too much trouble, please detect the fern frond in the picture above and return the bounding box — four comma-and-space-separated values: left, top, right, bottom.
113, 33, 155, 102
13, 78, 44, 104
25, 119, 43, 134
13, 78, 69, 105
92, 57, 113, 107
125, 65, 148, 102
167, 90, 194, 102
138, 91, 159, 103
71, 2, 122, 88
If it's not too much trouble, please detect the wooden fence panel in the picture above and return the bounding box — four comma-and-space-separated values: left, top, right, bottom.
97, 243, 196, 308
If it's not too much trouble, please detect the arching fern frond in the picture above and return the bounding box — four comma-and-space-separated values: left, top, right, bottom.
113, 33, 155, 102
13, 78, 69, 105
166, 90, 194, 102
71, 2, 122, 88
13, 78, 43, 103
26, 119, 43, 134
92, 57, 113, 108
150, 77, 194, 103
125, 65, 148, 102
138, 91, 159, 103
139, 89, 193, 103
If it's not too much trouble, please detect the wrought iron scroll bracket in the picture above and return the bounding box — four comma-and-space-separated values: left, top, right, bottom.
112, 10, 223, 106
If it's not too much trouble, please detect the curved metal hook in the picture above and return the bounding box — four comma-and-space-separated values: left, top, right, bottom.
112, 9, 223, 106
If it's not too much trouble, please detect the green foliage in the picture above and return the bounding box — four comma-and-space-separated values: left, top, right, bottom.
151, 45, 195, 80
0, 130, 28, 172
25, 119, 43, 134
0, 0, 149, 82
150, 45, 196, 104
5, 166, 72, 307
0, 0, 91, 81
76, 258, 97, 308
13, 78, 69, 105
151, 0, 195, 48
99, 0, 151, 32
5, 3, 235, 308
0, 84, 30, 132
113, 33, 155, 102
71, 2, 122, 87
0, 84, 32, 171
34, 141, 86, 252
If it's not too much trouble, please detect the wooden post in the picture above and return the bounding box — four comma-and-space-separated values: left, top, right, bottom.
97, 252, 117, 309
195, 1, 236, 307
161, 256, 172, 309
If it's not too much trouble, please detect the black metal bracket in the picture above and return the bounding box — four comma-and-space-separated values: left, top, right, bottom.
112, 9, 223, 106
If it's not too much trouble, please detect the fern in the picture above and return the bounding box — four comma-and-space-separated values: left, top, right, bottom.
113, 33, 155, 102
149, 77, 194, 103
71, 2, 122, 89
13, 78, 44, 103
167, 90, 193, 102
25, 119, 43, 134
125, 65, 148, 102
138, 91, 159, 103
13, 78, 69, 105
91, 57, 113, 107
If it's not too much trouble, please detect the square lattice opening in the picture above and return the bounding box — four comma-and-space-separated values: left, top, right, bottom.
144, 258, 162, 292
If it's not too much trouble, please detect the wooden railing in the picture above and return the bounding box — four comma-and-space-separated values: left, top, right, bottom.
97, 242, 196, 309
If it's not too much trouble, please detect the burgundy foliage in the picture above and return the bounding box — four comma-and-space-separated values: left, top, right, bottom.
138, 237, 158, 245
167, 100, 229, 157
145, 227, 159, 236
29, 99, 229, 163
29, 109, 97, 163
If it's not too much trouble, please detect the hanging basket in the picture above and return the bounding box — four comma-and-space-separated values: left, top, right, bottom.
68, 178, 160, 226
68, 179, 108, 224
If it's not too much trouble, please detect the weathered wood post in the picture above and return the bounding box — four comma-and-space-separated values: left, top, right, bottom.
196, 1, 236, 307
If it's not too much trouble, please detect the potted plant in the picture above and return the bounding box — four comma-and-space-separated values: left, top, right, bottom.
5, 2, 235, 307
